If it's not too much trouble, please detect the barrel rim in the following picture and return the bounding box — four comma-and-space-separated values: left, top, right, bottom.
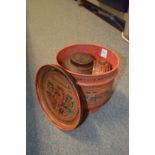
56, 44, 120, 77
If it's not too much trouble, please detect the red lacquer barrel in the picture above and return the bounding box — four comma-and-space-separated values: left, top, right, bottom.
56, 44, 119, 114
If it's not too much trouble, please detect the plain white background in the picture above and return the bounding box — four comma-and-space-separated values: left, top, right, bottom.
0, 0, 26, 154
0, 0, 155, 154
130, 0, 155, 154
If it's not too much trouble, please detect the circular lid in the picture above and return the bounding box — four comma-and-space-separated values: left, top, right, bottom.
70, 52, 93, 66
35, 64, 82, 130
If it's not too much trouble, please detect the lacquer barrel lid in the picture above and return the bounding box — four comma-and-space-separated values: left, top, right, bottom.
62, 52, 94, 74
35, 64, 82, 130
70, 52, 93, 66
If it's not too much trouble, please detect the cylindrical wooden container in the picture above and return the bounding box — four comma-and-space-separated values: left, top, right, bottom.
56, 44, 119, 114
